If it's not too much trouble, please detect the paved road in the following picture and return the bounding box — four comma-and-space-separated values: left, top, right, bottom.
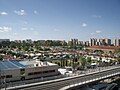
2, 65, 118, 88
6, 65, 120, 90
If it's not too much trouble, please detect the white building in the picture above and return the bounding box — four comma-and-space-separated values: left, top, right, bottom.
113, 39, 120, 46
0, 60, 59, 83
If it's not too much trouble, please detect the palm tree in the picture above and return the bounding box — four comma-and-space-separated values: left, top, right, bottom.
65, 59, 68, 67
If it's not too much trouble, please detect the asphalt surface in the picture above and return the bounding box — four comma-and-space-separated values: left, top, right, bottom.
6, 65, 120, 90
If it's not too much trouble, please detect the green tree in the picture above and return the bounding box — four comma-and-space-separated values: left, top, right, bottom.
80, 57, 86, 69
0, 55, 3, 60
87, 57, 92, 64
114, 48, 120, 54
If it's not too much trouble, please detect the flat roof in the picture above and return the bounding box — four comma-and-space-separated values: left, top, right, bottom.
0, 60, 27, 70
19, 59, 57, 67
87, 46, 120, 50
0, 60, 57, 70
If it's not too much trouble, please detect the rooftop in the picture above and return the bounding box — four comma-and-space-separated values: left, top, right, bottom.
87, 46, 120, 50
19, 59, 57, 68
0, 59, 57, 70
0, 60, 26, 70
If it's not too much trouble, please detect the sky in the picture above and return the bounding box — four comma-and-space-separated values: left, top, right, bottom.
0, 0, 120, 41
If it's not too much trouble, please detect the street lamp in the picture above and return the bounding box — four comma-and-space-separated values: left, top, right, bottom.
1, 70, 7, 90
4, 75, 6, 90
0, 69, 1, 89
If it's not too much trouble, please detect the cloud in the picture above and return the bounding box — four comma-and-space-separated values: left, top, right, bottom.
14, 33, 17, 35
23, 21, 28, 24
91, 30, 102, 35
21, 27, 28, 30
54, 28, 59, 32
90, 33, 94, 35
0, 26, 12, 32
21, 27, 34, 31
82, 23, 87, 27
30, 28, 34, 30
34, 10, 38, 14
96, 30, 101, 33
92, 15, 102, 18
0, 12, 8, 15
33, 31, 39, 35
14, 10, 26, 16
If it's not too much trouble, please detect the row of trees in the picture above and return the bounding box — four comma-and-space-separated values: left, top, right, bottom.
0, 40, 85, 50
0, 41, 84, 52
0, 40, 68, 48
49, 56, 92, 70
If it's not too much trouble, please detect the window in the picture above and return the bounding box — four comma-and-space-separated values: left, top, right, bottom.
28, 72, 34, 75
6, 75, 12, 78
20, 69, 25, 71
1, 75, 5, 79
28, 70, 55, 76
0, 75, 12, 78
43, 71, 48, 73
20, 68, 25, 75
36, 64, 38, 66
49, 70, 55, 72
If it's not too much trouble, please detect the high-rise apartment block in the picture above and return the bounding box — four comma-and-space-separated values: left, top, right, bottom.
89, 38, 115, 46
78, 41, 84, 45
68, 38, 119, 47
84, 41, 90, 46
90, 38, 97, 46
113, 39, 120, 46
105, 38, 111, 46
71, 39, 79, 46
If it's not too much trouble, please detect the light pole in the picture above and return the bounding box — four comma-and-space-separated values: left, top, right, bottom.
0, 69, 1, 90
1, 70, 6, 90
4, 75, 6, 90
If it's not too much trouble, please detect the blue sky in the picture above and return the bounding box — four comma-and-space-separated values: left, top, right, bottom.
0, 0, 120, 41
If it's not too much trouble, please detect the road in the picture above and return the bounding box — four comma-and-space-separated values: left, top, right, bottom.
6, 65, 120, 90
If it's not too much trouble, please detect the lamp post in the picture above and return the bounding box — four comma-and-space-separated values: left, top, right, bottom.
0, 69, 1, 89
2, 70, 6, 90
4, 75, 6, 90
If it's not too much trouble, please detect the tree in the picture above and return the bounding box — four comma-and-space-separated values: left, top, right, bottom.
87, 57, 92, 64
65, 59, 68, 66
80, 57, 86, 69
72, 58, 75, 69
85, 49, 90, 53
114, 48, 120, 54
117, 59, 120, 64
0, 55, 3, 60
99, 50, 104, 55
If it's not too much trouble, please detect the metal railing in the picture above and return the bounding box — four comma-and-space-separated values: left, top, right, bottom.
6, 65, 120, 90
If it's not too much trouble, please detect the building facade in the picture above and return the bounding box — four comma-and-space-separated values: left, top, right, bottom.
0, 60, 59, 83
113, 39, 120, 46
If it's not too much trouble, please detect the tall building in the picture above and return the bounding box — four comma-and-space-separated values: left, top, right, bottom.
98, 39, 103, 46
105, 38, 111, 46
78, 41, 84, 45
68, 40, 72, 46
113, 39, 120, 46
90, 38, 97, 46
84, 41, 89, 46
98, 39, 107, 46
71, 39, 78, 46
